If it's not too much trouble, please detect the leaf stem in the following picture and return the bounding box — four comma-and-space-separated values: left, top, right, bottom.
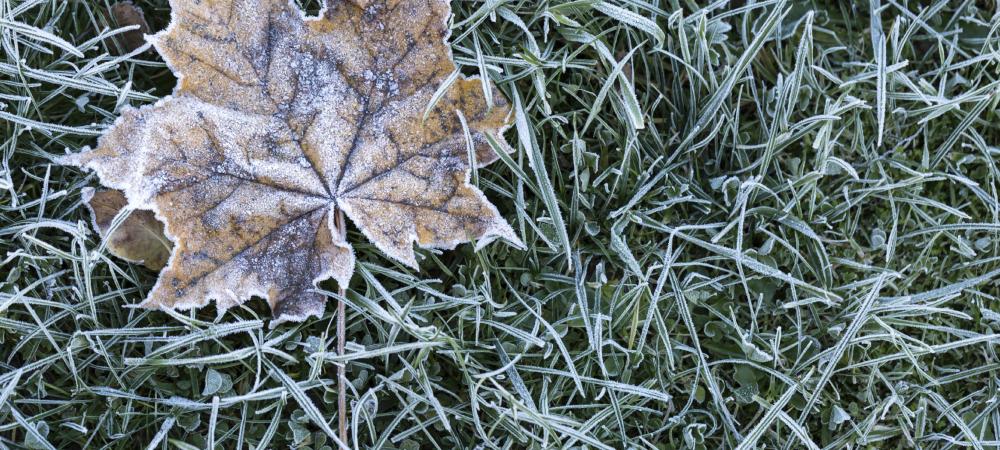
334, 207, 348, 446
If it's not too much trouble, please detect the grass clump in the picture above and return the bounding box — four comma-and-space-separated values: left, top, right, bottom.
3, 0, 1000, 448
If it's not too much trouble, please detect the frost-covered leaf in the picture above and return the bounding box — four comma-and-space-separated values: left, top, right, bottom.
24, 420, 51, 450
828, 404, 851, 430
83, 188, 171, 270
201, 368, 232, 396
64, 0, 519, 322
109, 1, 151, 54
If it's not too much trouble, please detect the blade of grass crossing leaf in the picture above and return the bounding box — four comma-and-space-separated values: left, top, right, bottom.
312, 341, 446, 362
0, 18, 84, 57
670, 270, 742, 441
9, 405, 56, 450
207, 396, 220, 449
593, 2, 664, 46
471, 33, 493, 109
640, 221, 842, 301
423, 70, 461, 121
573, 251, 596, 351
923, 389, 985, 450
675, 1, 788, 155
512, 89, 572, 268
583, 44, 644, 133
267, 364, 349, 450
871, 0, 887, 146
882, 265, 1000, 304
167, 440, 201, 450
0, 368, 22, 411
417, 368, 452, 432
930, 88, 998, 167
504, 278, 585, 394
495, 338, 539, 411
253, 400, 285, 450
737, 369, 815, 450
798, 273, 889, 425
0, 109, 103, 136
143, 417, 175, 450
564, 30, 645, 131
774, 410, 821, 450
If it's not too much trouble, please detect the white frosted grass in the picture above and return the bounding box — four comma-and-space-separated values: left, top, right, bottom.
4, 0, 1000, 448
0, 17, 84, 57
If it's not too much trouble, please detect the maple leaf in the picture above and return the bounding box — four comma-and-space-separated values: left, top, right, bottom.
64, 0, 520, 322
108, 1, 152, 54
83, 188, 172, 271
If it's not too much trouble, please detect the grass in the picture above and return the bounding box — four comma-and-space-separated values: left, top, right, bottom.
2, 0, 1000, 448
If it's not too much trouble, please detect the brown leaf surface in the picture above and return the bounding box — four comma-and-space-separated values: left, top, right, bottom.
84, 188, 171, 270
108, 2, 152, 54
64, 0, 519, 322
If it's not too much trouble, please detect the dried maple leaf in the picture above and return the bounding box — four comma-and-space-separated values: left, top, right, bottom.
83, 188, 172, 271
108, 1, 152, 54
64, 0, 520, 322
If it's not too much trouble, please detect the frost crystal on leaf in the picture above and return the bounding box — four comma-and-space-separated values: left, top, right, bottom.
63, 0, 520, 323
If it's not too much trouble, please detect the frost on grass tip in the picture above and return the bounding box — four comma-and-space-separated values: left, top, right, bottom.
62, 0, 521, 323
